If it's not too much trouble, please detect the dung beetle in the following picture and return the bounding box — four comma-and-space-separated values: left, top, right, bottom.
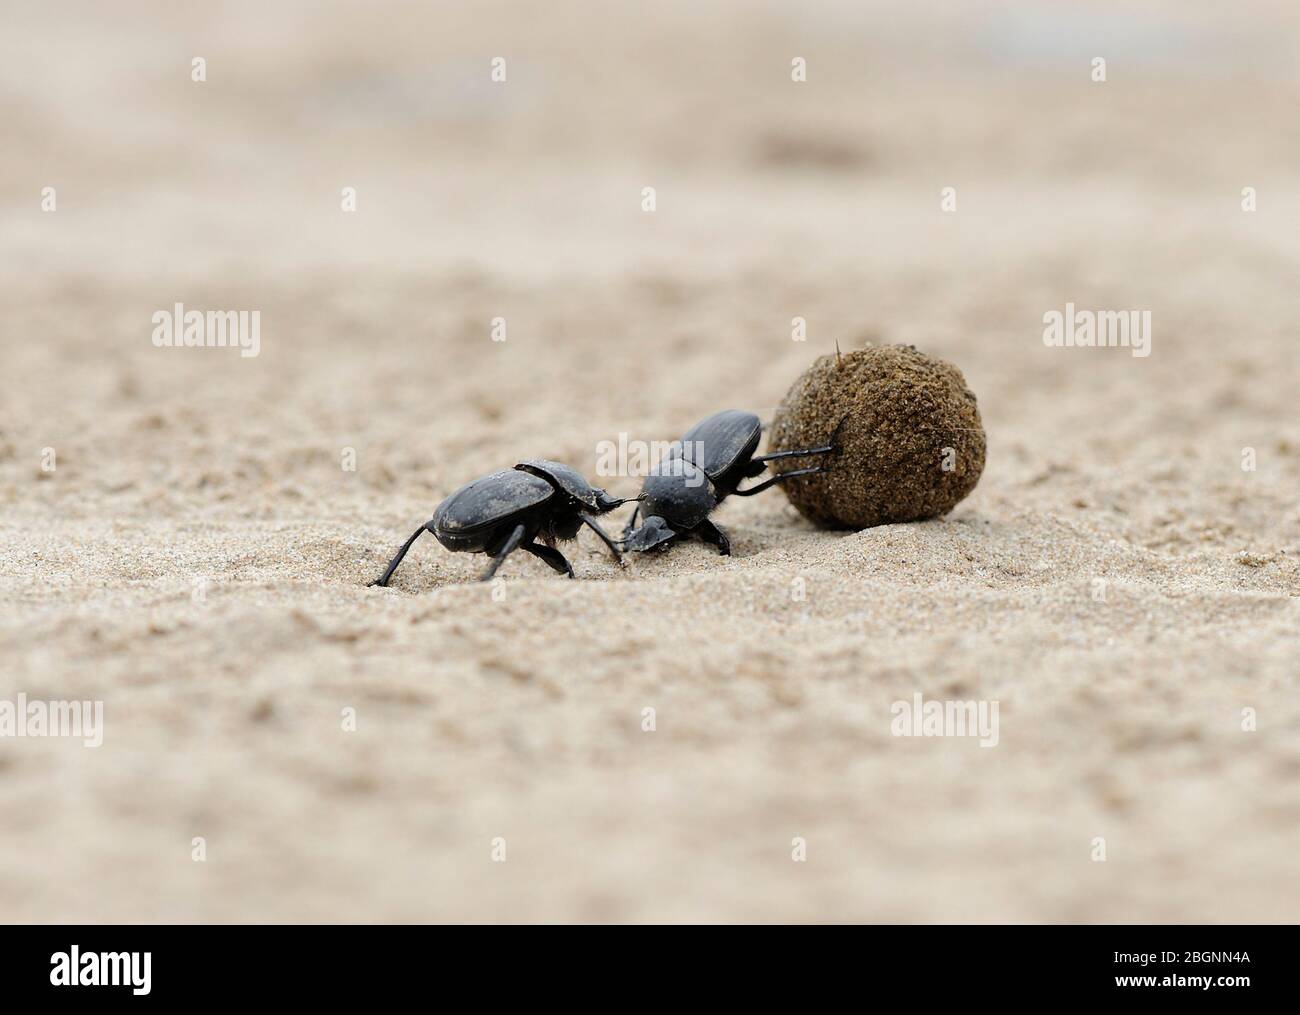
621, 457, 727, 554
369, 459, 627, 587
621, 409, 841, 555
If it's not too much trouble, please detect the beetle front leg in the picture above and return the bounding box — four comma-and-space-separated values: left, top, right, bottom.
480, 523, 527, 581
578, 512, 625, 566
620, 502, 641, 542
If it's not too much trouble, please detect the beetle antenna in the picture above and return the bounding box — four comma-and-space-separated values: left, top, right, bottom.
834, 339, 843, 368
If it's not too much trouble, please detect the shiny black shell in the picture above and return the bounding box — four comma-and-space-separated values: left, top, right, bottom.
639, 458, 717, 530
515, 459, 604, 510
432, 470, 554, 542
679, 410, 763, 481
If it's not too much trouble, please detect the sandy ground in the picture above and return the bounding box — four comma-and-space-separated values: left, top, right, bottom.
2, 1, 1299, 922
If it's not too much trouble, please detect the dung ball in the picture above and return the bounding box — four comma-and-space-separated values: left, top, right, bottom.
768, 344, 985, 529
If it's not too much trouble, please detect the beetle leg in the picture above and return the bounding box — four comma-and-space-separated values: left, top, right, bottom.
752, 444, 835, 464
479, 523, 527, 581
696, 519, 731, 556
752, 414, 848, 463
578, 512, 626, 567
732, 464, 830, 497
369, 524, 432, 587
620, 502, 641, 541
521, 542, 575, 578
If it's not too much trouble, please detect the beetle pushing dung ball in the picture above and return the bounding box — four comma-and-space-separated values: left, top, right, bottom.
619, 409, 841, 555
368, 344, 984, 586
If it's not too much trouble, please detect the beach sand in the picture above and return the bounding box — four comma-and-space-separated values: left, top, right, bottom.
1, 1, 1298, 922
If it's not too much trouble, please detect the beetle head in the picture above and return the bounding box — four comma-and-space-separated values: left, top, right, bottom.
622, 515, 678, 553
589, 486, 627, 514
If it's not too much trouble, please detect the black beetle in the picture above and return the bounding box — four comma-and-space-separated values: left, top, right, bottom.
369, 459, 627, 586
621, 409, 840, 555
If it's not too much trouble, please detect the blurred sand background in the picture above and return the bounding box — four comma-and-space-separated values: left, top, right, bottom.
2, 1, 1298, 922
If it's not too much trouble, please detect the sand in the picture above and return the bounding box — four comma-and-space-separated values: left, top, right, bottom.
1, 1, 1299, 922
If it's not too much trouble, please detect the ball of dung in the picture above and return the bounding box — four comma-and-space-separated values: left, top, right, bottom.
768, 344, 985, 529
